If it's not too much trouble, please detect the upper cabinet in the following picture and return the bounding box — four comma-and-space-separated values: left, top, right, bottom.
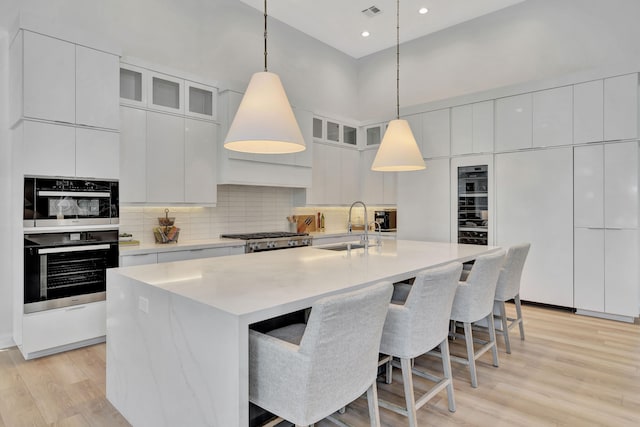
451, 101, 494, 155
603, 73, 638, 141
119, 61, 217, 121
532, 86, 573, 148
421, 109, 450, 158
574, 80, 604, 144
360, 148, 396, 206
495, 93, 532, 152
12, 30, 119, 130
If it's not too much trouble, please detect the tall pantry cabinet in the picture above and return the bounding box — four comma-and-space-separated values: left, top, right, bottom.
574, 142, 639, 321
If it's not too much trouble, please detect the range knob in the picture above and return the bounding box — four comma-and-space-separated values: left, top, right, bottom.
266, 241, 276, 249
288, 240, 298, 246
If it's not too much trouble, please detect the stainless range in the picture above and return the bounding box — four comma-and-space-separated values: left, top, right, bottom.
220, 232, 312, 253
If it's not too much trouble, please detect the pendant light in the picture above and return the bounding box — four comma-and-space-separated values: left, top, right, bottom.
371, 0, 425, 171
224, 0, 305, 154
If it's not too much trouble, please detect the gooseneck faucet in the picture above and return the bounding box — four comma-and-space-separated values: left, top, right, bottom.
348, 201, 368, 248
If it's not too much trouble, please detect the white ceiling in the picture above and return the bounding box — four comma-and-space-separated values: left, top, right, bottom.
239, 0, 526, 58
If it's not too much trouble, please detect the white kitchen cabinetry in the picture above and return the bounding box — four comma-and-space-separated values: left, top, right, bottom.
19, 120, 118, 179
495, 93, 532, 152
120, 107, 147, 202
185, 80, 217, 120
574, 80, 604, 144
309, 143, 359, 205
532, 86, 573, 148
574, 142, 639, 320
21, 301, 106, 360
360, 149, 396, 205
119, 252, 157, 267
149, 71, 185, 115
451, 101, 494, 155
75, 127, 119, 179
185, 119, 218, 203
120, 245, 245, 266
604, 74, 638, 141
146, 112, 185, 203
13, 30, 119, 130
120, 64, 148, 108
76, 45, 120, 129
397, 158, 450, 242
421, 109, 450, 158
495, 147, 573, 307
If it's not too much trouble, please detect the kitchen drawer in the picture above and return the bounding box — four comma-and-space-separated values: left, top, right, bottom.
157, 247, 238, 263
120, 253, 158, 267
22, 301, 106, 359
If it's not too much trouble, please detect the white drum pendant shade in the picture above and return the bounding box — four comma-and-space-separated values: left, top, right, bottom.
372, 119, 426, 171
224, 71, 305, 154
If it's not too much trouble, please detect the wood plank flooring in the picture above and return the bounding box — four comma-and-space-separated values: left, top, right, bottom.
0, 303, 638, 426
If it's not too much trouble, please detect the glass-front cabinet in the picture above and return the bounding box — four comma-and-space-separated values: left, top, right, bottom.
457, 165, 488, 245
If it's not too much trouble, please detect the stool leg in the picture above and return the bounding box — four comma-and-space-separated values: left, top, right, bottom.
515, 294, 525, 340
440, 339, 456, 412
400, 357, 418, 427
463, 322, 478, 388
366, 382, 381, 427
498, 301, 511, 354
487, 313, 499, 368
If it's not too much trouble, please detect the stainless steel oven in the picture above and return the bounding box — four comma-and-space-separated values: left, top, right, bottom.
24, 176, 119, 228
23, 230, 118, 313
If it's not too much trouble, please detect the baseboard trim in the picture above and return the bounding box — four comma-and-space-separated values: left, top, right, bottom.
575, 309, 637, 324
0, 333, 16, 350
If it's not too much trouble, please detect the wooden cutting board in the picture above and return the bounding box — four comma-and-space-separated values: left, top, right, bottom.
296, 215, 317, 233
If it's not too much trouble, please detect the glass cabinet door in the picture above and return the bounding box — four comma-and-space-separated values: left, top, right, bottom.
185, 80, 217, 120
119, 64, 148, 108
148, 71, 184, 114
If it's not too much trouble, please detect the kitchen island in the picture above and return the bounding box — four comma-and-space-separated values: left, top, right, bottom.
106, 240, 499, 427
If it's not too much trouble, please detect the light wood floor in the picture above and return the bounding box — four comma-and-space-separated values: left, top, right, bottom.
0, 304, 638, 427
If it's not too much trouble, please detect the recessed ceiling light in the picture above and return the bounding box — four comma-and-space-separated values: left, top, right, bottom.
419, 7, 429, 14
361, 31, 371, 37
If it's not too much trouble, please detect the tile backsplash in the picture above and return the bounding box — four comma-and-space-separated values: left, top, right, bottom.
119, 185, 393, 244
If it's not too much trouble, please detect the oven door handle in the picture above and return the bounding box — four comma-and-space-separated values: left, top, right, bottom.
38, 244, 112, 254
37, 191, 111, 198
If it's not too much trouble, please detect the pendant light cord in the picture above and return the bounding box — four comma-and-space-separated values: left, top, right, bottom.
264, 0, 268, 72
396, 0, 400, 120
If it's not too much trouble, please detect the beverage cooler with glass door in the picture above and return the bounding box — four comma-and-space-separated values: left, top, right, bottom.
457, 165, 488, 245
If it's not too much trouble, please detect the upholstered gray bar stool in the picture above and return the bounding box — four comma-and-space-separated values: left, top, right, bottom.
249, 281, 393, 427
378, 262, 463, 427
449, 249, 505, 388
493, 243, 530, 354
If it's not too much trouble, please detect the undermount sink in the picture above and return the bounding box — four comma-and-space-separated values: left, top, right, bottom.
318, 242, 367, 251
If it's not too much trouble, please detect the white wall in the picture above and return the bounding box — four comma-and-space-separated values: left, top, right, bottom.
358, 0, 640, 121
0, 30, 13, 347
6, 0, 359, 120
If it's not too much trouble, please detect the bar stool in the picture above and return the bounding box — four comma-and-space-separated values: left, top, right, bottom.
377, 262, 463, 427
493, 243, 530, 354
449, 249, 505, 388
249, 282, 393, 427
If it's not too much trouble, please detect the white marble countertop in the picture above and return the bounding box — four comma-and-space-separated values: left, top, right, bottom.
112, 239, 498, 323
118, 238, 245, 255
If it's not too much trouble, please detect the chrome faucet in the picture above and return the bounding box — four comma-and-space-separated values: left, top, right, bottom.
348, 201, 368, 248
371, 220, 382, 246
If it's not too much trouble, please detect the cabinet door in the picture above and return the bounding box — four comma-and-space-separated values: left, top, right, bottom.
309, 142, 328, 204
120, 64, 148, 108
604, 74, 638, 141
533, 86, 573, 148
361, 149, 384, 205
421, 109, 450, 158
574, 144, 604, 228
185, 80, 217, 120
120, 107, 147, 202
451, 104, 473, 156
605, 229, 639, 316
574, 227, 605, 312
495, 93, 532, 152
76, 46, 119, 130
76, 128, 119, 179
149, 71, 184, 114
23, 31, 75, 124
397, 158, 450, 242
293, 108, 313, 167
404, 114, 423, 155
146, 112, 185, 203
495, 148, 573, 307
604, 141, 638, 229
574, 80, 604, 144
120, 253, 157, 267
340, 148, 360, 205
185, 119, 217, 204
23, 121, 76, 177
472, 101, 494, 154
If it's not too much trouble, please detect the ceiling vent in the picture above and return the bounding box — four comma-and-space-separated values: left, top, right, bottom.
362, 5, 383, 18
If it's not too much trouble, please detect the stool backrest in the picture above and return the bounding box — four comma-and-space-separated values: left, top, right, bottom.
495, 243, 531, 301
463, 249, 506, 321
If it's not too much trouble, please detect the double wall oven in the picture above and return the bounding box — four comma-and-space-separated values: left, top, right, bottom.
23, 176, 119, 313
